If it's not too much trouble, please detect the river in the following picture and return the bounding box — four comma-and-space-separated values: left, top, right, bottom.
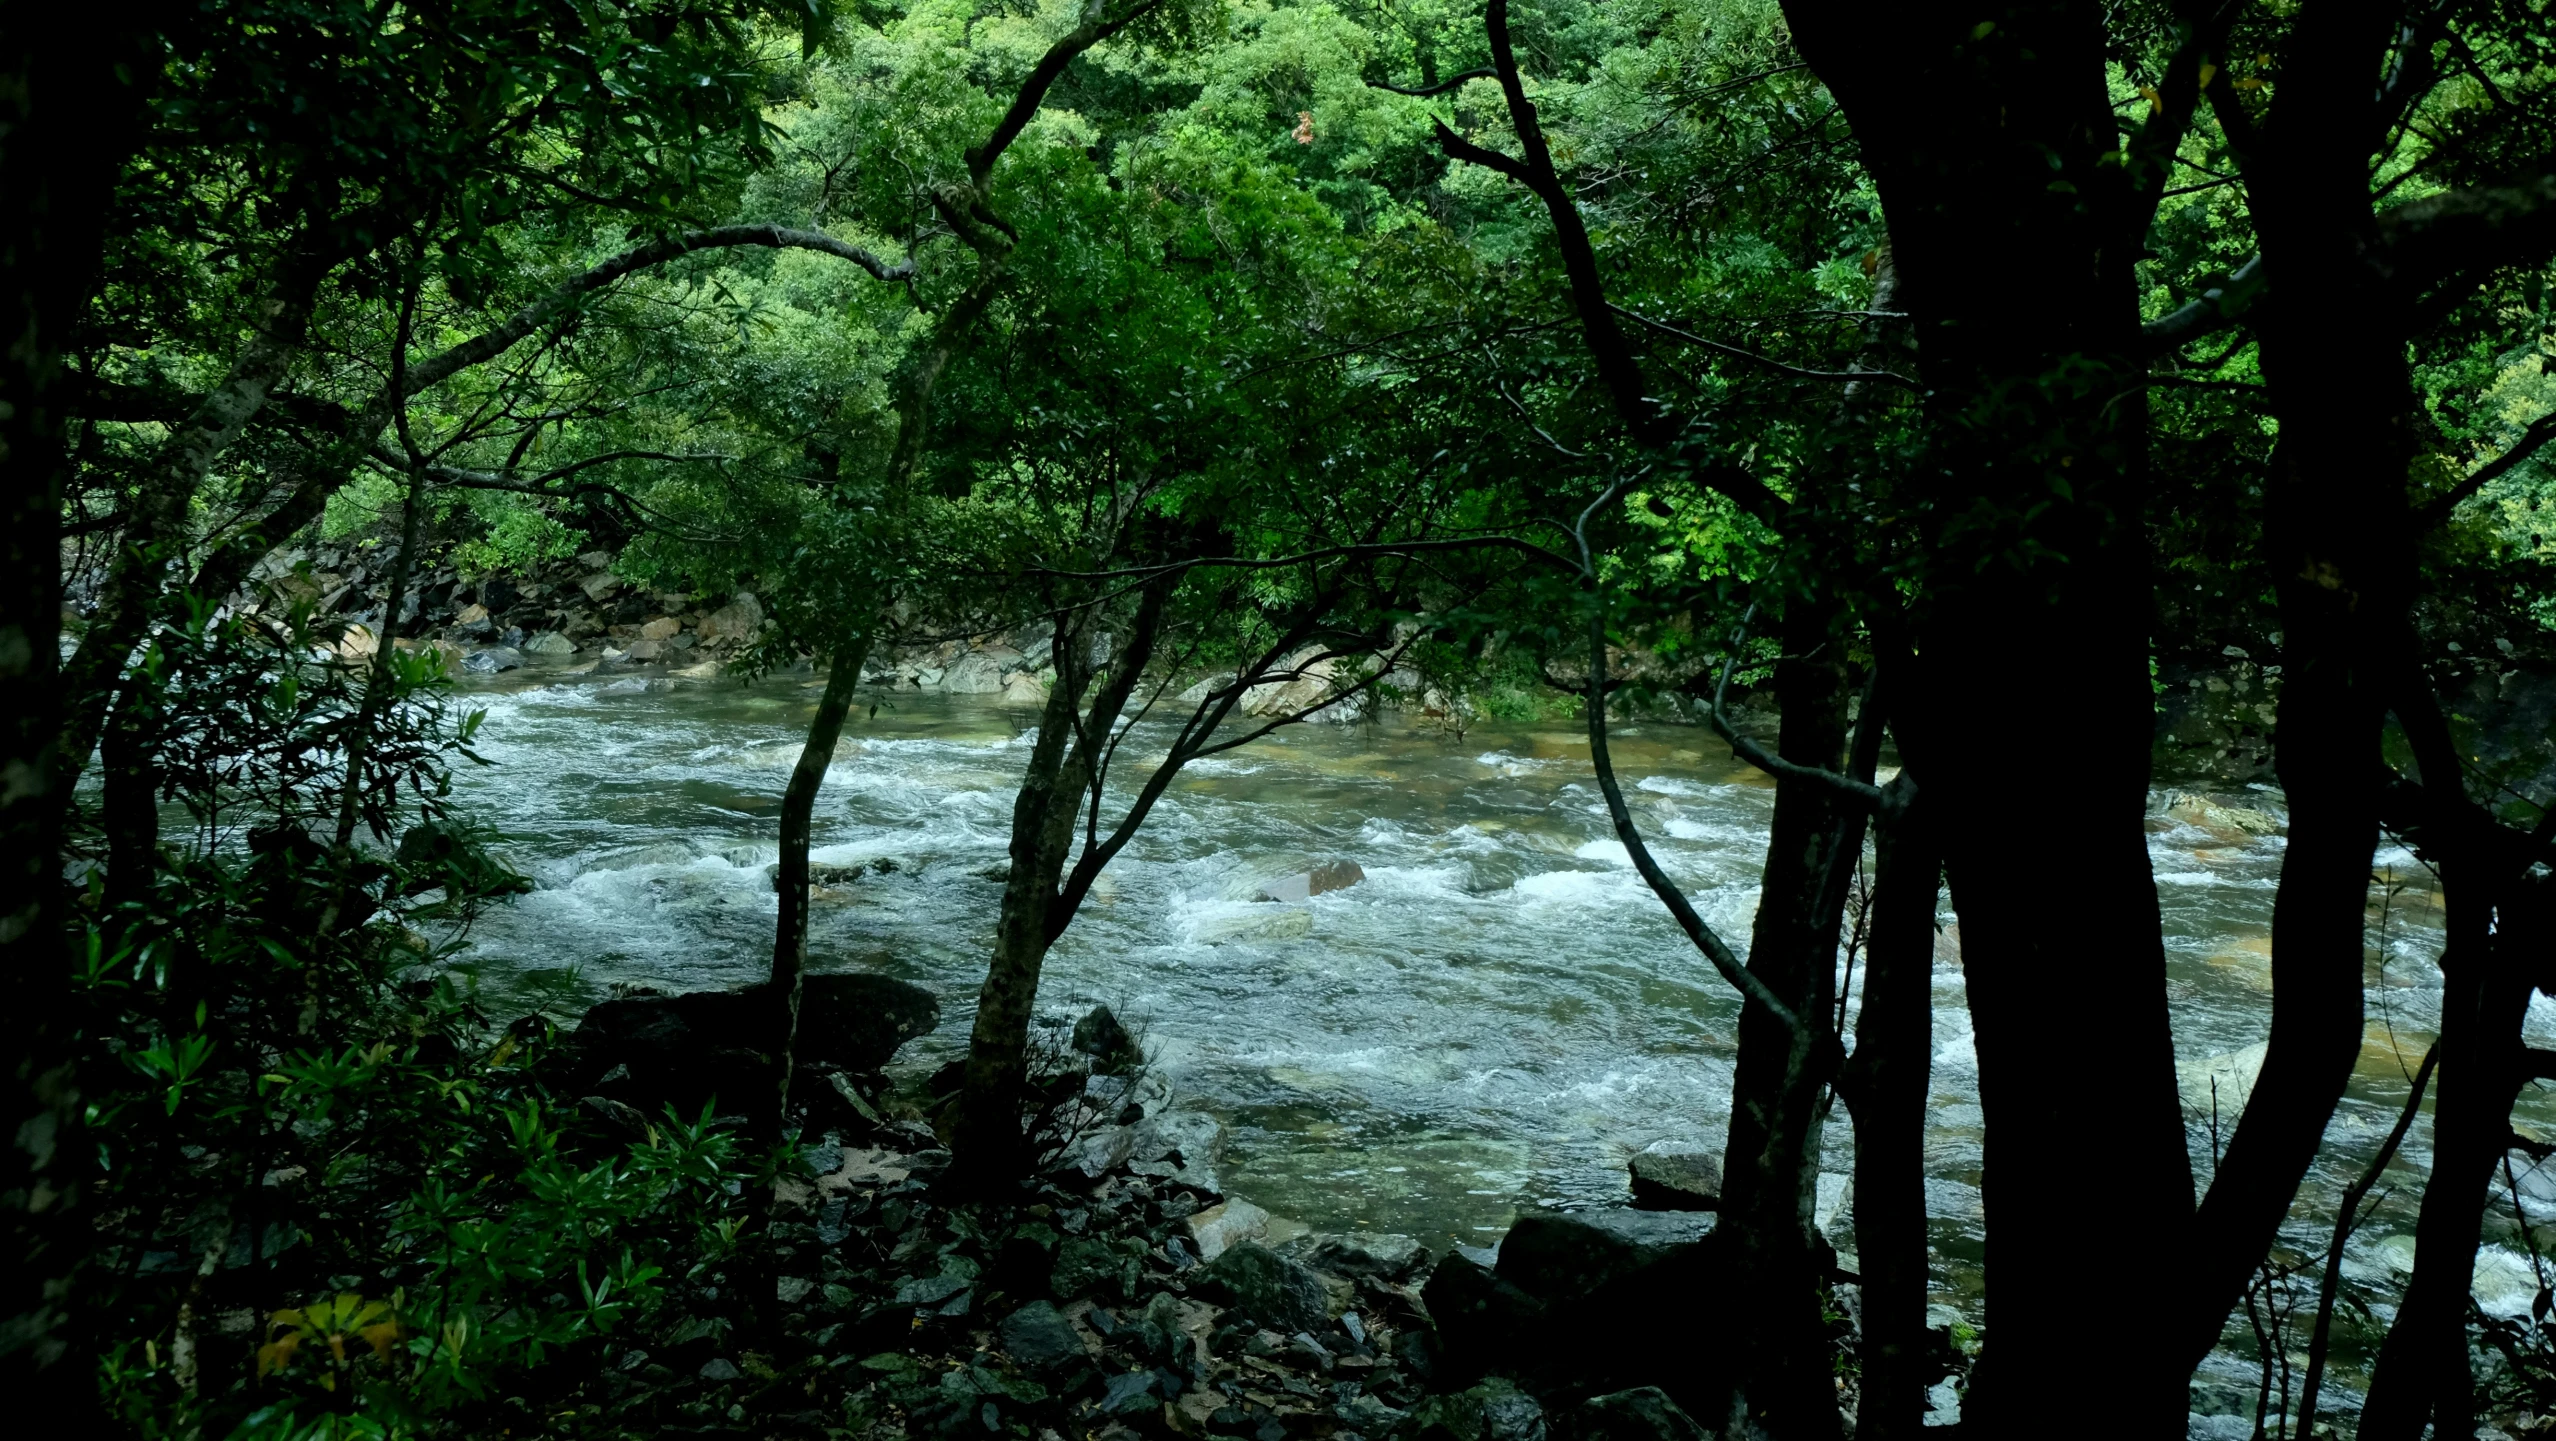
441, 664, 2522, 1425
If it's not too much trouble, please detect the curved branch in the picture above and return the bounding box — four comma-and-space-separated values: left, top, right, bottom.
2418, 410, 2556, 525
1708, 607, 1884, 808
1370, 67, 1495, 97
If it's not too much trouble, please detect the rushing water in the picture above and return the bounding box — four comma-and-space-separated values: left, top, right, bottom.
437, 663, 2548, 1421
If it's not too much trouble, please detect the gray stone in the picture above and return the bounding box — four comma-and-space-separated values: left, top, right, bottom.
1052, 1236, 1132, 1299
1566, 1389, 1706, 1441
1406, 1379, 1547, 1441
463, 646, 522, 674
1073, 1003, 1141, 1071
1278, 1231, 1431, 1282
1494, 1209, 1712, 1308
1200, 1241, 1330, 1332
999, 1300, 1086, 1369
699, 1357, 742, 1382
1627, 1147, 1721, 1211
524, 631, 576, 656
775, 1276, 814, 1305
1186, 1197, 1272, 1261
1254, 860, 1365, 903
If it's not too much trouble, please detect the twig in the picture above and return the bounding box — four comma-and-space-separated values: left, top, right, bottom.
2296, 1043, 2440, 1438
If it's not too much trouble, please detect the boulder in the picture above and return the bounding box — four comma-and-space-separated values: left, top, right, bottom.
1177, 672, 1238, 707
696, 592, 763, 644
639, 616, 682, 640
1563, 1388, 1707, 1441
1420, 1252, 1546, 1380
1627, 1147, 1720, 1211
1494, 1209, 1713, 1309
578, 571, 623, 603
626, 637, 665, 661
1278, 1231, 1432, 1283
463, 646, 523, 674
998, 1300, 1087, 1370
1199, 1241, 1330, 1332
1255, 860, 1364, 903
1126, 1109, 1224, 1193
1072, 1003, 1141, 1072
1405, 1377, 1548, 1441
999, 671, 1048, 705
1242, 648, 1367, 723
942, 651, 1010, 693
2178, 1040, 2268, 1119
524, 631, 577, 656
1185, 1197, 1272, 1262
561, 973, 938, 1115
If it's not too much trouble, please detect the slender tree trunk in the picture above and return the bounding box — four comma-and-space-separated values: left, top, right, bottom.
0, 6, 166, 1413
951, 585, 1168, 1188
2167, 2, 2417, 1372
313, 464, 427, 946
1846, 774, 1936, 1441
1716, 599, 1853, 1441
768, 634, 873, 1126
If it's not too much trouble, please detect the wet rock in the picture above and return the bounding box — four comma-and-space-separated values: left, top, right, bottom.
1127, 1109, 1224, 1193
1186, 1197, 1272, 1262
640, 616, 683, 640
1277, 1232, 1431, 1283
1000, 1300, 1087, 1369
1242, 649, 1368, 724
1052, 1235, 1134, 1300
999, 671, 1048, 705
699, 1357, 742, 1382
463, 645, 523, 674
943, 647, 1024, 693
1176, 672, 1237, 707
1255, 861, 1365, 903
1073, 1004, 1142, 1073
1199, 1241, 1330, 1332
524, 631, 577, 656
561, 974, 938, 1114
1493, 1210, 1711, 1309
1405, 1378, 1547, 1441
1562, 1388, 1706, 1441
1192, 906, 1315, 943
1626, 1147, 1720, 1212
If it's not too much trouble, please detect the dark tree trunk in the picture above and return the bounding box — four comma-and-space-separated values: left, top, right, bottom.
1846, 774, 1938, 1441
100, 680, 159, 913
1715, 599, 1853, 1441
0, 6, 166, 1414
2172, 0, 2421, 1381
1778, 3, 2190, 1426
768, 637, 873, 1127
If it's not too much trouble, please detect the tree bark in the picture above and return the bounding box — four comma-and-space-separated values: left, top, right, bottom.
2170, 0, 2421, 1379
950, 584, 1168, 1188
1778, 2, 2191, 1426
768, 635, 873, 1126
1845, 773, 1937, 1441
0, 5, 167, 1413
1715, 599, 1853, 1441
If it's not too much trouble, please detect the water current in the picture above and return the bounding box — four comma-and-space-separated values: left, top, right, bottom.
438, 664, 2550, 1419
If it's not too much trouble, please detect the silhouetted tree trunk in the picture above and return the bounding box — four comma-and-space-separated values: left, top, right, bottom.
1714, 599, 1855, 1441
768, 635, 873, 1126
1845, 771, 1937, 1441
0, 6, 168, 1416
1779, 2, 2192, 1425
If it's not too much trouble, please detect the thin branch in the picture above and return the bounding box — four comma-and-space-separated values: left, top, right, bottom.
2417, 409, 2556, 526
1707, 607, 1884, 807
1610, 303, 1920, 389
1368, 67, 1495, 97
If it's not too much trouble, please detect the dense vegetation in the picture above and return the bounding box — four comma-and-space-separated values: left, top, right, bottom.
9, 0, 2556, 1437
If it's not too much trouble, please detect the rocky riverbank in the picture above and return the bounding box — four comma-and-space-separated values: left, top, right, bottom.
531, 977, 1941, 1441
